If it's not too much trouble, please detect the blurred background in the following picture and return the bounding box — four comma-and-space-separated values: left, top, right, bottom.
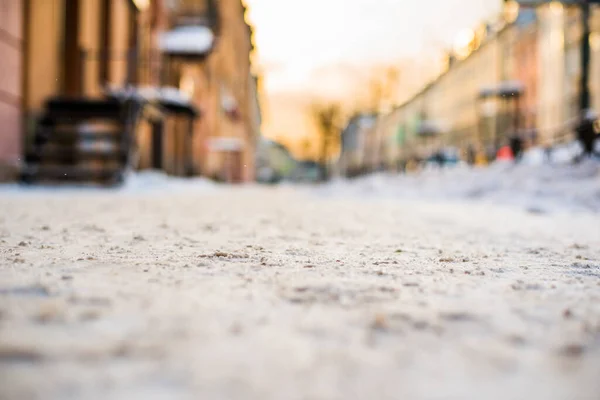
0, 0, 598, 185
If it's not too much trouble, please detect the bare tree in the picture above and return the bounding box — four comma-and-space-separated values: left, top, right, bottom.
368, 66, 400, 112
344, 65, 401, 114
310, 102, 342, 182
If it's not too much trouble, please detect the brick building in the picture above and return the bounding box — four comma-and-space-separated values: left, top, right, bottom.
134, 0, 260, 182
0, 0, 163, 183
0, 0, 261, 184
0, 0, 23, 180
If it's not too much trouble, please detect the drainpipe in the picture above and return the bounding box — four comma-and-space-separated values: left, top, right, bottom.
576, 0, 597, 156
99, 0, 112, 87
63, 0, 82, 96
126, 10, 139, 86
579, 0, 591, 113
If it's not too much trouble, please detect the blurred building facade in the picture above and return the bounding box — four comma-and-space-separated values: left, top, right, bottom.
255, 137, 324, 184
0, 0, 23, 180
255, 137, 298, 182
22, 0, 163, 133
338, 2, 600, 175
203, 0, 261, 183
157, 0, 260, 182
0, 0, 260, 183
336, 113, 377, 177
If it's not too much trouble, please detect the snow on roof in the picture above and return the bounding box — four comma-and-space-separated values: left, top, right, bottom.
138, 86, 192, 105
417, 120, 447, 137
497, 80, 524, 95
479, 80, 524, 98
159, 25, 214, 56
106, 86, 193, 106
207, 137, 244, 152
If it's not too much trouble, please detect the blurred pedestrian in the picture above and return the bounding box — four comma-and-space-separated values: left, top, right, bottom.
497, 145, 514, 161
509, 135, 523, 162
434, 151, 445, 168
576, 109, 598, 157
530, 129, 539, 147
544, 144, 552, 162
466, 144, 476, 166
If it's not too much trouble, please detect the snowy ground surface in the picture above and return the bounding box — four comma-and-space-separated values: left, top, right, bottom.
319, 158, 600, 214
1, 163, 600, 400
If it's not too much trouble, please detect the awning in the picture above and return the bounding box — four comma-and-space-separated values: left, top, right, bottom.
159, 26, 214, 57
479, 80, 524, 98
417, 120, 447, 137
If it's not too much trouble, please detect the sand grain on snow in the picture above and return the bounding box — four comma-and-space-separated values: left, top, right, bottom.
0, 176, 600, 399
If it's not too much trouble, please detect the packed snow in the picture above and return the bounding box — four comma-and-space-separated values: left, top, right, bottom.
2, 143, 599, 215
1, 180, 599, 400
1, 153, 600, 399
319, 150, 600, 214
0, 170, 218, 196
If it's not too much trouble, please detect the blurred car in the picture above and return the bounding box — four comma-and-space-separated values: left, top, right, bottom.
425, 147, 462, 168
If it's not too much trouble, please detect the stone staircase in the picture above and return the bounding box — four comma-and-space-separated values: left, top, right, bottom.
22, 97, 142, 185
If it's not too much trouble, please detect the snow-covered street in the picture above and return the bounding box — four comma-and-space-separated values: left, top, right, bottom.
1, 164, 600, 400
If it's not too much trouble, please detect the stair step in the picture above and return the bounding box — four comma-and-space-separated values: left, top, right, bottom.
44, 115, 126, 125
23, 96, 141, 186
26, 147, 129, 164
21, 165, 124, 185
46, 98, 123, 116
42, 98, 144, 125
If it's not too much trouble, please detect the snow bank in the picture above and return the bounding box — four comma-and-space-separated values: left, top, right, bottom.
0, 170, 218, 196
318, 156, 600, 213
120, 170, 218, 194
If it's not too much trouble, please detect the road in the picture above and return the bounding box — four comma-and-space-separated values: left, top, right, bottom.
1, 184, 599, 400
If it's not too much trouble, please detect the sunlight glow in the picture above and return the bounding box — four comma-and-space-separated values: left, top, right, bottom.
244, 0, 502, 153
131, 0, 150, 10
454, 29, 475, 60
590, 32, 600, 51
549, 1, 564, 14
504, 0, 520, 24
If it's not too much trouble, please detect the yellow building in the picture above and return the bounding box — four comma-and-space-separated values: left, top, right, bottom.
371, 3, 600, 170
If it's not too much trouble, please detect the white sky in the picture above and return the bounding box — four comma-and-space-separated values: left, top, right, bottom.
246, 0, 502, 93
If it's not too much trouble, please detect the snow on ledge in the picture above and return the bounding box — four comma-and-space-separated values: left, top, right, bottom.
159, 26, 214, 56
106, 85, 193, 107
316, 147, 600, 214
207, 137, 244, 152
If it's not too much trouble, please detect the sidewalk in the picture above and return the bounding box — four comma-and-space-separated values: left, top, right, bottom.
1, 184, 599, 399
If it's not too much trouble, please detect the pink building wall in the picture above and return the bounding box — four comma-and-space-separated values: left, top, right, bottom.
0, 0, 23, 179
